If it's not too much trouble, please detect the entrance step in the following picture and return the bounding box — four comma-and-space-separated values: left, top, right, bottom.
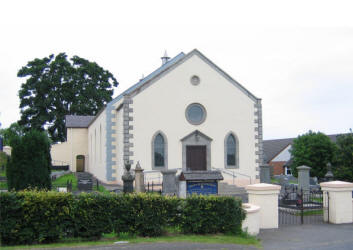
218, 182, 248, 203
76, 172, 93, 191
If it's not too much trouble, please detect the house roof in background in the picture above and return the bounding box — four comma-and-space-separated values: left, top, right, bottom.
263, 133, 347, 163
65, 115, 95, 128
263, 138, 294, 163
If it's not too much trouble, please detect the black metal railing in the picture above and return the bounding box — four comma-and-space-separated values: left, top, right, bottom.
278, 188, 328, 225
146, 181, 162, 194
51, 180, 72, 192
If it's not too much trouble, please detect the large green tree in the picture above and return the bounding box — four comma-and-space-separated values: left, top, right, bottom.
6, 130, 52, 190
18, 53, 118, 142
333, 131, 353, 182
0, 122, 26, 147
290, 131, 337, 178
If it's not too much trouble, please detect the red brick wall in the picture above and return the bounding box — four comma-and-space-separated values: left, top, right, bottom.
269, 161, 286, 175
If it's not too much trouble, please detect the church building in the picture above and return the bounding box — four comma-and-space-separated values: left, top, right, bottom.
51, 49, 263, 187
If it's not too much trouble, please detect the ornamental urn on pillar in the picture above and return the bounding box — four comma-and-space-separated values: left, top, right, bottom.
122, 161, 135, 193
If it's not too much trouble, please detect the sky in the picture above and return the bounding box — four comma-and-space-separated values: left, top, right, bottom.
0, 0, 352, 139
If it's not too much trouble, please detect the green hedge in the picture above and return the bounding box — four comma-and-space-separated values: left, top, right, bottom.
180, 195, 245, 234
0, 191, 245, 246
0, 191, 73, 245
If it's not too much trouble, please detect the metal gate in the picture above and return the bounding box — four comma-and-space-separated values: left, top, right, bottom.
278, 186, 329, 225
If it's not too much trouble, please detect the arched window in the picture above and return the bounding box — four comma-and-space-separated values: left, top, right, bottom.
225, 133, 238, 168
152, 132, 168, 169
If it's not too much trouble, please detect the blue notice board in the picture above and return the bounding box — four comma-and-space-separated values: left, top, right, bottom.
187, 181, 218, 195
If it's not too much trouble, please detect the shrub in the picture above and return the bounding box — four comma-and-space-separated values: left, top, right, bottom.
112, 193, 171, 237
180, 195, 245, 234
6, 130, 52, 191
0, 192, 245, 246
0, 191, 74, 245
72, 193, 113, 239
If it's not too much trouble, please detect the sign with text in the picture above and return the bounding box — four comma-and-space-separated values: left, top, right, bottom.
187, 181, 218, 195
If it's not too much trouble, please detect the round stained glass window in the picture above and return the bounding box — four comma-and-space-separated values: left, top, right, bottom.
185, 103, 206, 125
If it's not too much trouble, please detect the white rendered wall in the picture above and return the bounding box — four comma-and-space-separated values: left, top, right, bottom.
272, 144, 291, 162
242, 203, 260, 235
51, 142, 70, 165
131, 54, 258, 184
51, 128, 88, 172
67, 128, 88, 172
88, 110, 107, 181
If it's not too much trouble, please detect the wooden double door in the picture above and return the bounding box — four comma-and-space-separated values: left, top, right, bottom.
186, 145, 207, 171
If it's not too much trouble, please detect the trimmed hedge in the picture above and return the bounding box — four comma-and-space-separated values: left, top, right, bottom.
180, 195, 245, 234
0, 191, 73, 245
0, 191, 245, 246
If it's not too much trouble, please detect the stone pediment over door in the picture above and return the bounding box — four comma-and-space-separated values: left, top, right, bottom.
181, 130, 212, 171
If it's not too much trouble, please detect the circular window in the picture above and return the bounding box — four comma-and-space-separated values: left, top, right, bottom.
185, 103, 206, 125
190, 75, 200, 85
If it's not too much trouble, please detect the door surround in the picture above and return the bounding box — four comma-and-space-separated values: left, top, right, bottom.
181, 130, 212, 171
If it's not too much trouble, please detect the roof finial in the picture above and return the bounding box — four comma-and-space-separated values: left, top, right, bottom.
161, 50, 170, 65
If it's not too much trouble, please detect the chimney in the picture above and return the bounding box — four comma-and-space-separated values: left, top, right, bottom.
161, 50, 170, 65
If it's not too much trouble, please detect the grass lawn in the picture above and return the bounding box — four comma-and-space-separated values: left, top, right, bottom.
93, 184, 110, 194
52, 173, 110, 194
271, 178, 297, 184
52, 173, 78, 191
0, 181, 8, 189
0, 232, 261, 249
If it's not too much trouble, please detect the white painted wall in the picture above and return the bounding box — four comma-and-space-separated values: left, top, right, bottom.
68, 128, 88, 172
246, 183, 281, 229
272, 144, 291, 162
88, 110, 107, 181
51, 142, 70, 165
321, 181, 353, 224
130, 54, 259, 184
51, 128, 88, 172
242, 203, 261, 235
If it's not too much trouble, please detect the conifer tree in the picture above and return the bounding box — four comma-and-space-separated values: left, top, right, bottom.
6, 130, 51, 190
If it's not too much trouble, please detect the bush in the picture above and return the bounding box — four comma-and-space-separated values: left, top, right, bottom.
73, 193, 113, 239
0, 191, 74, 245
180, 195, 245, 234
0, 192, 245, 246
111, 193, 171, 237
6, 130, 52, 191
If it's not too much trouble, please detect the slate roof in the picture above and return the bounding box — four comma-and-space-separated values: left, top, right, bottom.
263, 133, 347, 163
108, 52, 186, 105
179, 171, 224, 181
263, 138, 294, 163
65, 115, 95, 128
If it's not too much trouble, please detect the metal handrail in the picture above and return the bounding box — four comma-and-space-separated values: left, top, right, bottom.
143, 168, 182, 184
212, 167, 252, 184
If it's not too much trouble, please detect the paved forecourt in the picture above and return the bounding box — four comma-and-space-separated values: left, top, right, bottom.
259, 223, 353, 250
